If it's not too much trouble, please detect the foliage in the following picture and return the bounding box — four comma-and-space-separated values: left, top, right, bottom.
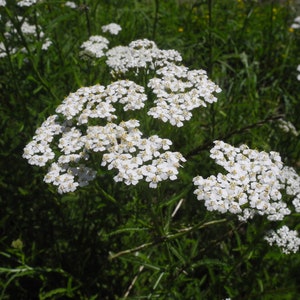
1, 0, 300, 299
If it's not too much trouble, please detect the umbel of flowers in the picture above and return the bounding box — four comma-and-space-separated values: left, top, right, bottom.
23, 25, 300, 254
193, 140, 299, 222
193, 141, 300, 254
23, 35, 221, 193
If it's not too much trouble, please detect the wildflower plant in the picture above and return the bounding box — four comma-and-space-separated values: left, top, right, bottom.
23, 37, 216, 192
2, 0, 300, 299
23, 26, 300, 256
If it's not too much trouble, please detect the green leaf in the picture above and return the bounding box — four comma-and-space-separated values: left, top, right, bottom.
39, 287, 70, 300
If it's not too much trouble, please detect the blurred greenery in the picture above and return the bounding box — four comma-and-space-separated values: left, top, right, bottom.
1, 0, 300, 299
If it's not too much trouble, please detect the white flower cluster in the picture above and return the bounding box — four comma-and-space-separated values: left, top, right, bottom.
98, 121, 186, 188
23, 82, 186, 193
0, 0, 6, 7
77, 36, 220, 128
148, 63, 222, 127
193, 140, 297, 222
24, 29, 221, 193
41, 38, 52, 50
296, 64, 300, 81
291, 16, 300, 29
65, 1, 77, 8
80, 35, 109, 59
21, 20, 38, 35
17, 0, 38, 7
279, 166, 300, 213
55, 80, 147, 124
23, 115, 64, 167
106, 39, 182, 74
193, 141, 300, 253
5, 18, 38, 36
102, 23, 122, 35
0, 42, 9, 58
265, 226, 300, 254
1, 18, 51, 56
23, 114, 96, 194
278, 119, 298, 136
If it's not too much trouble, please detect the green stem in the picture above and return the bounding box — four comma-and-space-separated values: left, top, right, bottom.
186, 114, 285, 158
152, 0, 159, 40
207, 0, 213, 76
109, 218, 226, 260
0, 33, 22, 105
83, 0, 91, 37
4, 8, 59, 101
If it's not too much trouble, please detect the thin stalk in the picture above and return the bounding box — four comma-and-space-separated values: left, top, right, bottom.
123, 253, 152, 299
207, 0, 213, 76
152, 0, 159, 40
0, 33, 22, 105
266, 0, 275, 67
46, 3, 65, 70
4, 8, 59, 101
207, 0, 216, 139
186, 114, 285, 158
83, 0, 91, 37
109, 219, 226, 260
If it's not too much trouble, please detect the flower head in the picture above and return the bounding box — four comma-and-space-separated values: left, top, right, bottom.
80, 35, 109, 59
265, 226, 300, 254
277, 119, 298, 136
193, 141, 296, 222
17, 0, 38, 7
106, 39, 182, 74
101, 23, 122, 35
24, 81, 186, 193
65, 1, 77, 8
147, 63, 221, 127
0, 42, 8, 58
291, 16, 300, 29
